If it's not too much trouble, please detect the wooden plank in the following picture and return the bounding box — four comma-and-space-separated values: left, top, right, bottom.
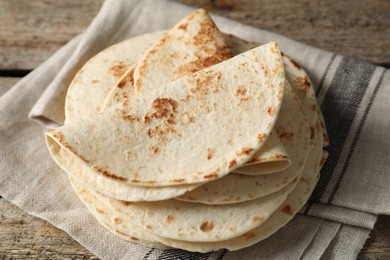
0, 0, 103, 70
0, 0, 388, 71
176, 0, 390, 65
0, 198, 96, 259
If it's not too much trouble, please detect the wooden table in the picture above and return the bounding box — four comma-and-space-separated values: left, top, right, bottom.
0, 0, 389, 259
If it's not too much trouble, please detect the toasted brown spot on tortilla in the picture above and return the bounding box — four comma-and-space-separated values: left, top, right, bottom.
275, 153, 289, 159
243, 232, 256, 240
207, 148, 215, 160
282, 205, 294, 215
287, 55, 302, 70
96, 208, 104, 214
93, 166, 128, 181
109, 62, 129, 78
117, 70, 134, 88
178, 23, 188, 30
170, 178, 185, 183
204, 172, 219, 179
229, 227, 237, 232
150, 146, 160, 154
252, 215, 263, 222
267, 106, 275, 116
166, 215, 175, 224
131, 179, 140, 183
48, 130, 90, 163
149, 98, 178, 125
257, 133, 267, 143
115, 230, 140, 241
228, 159, 237, 169
294, 75, 311, 94
277, 129, 294, 140
235, 85, 247, 96
114, 217, 122, 224
237, 147, 254, 156
200, 221, 214, 232
91, 80, 99, 84
120, 201, 133, 206
146, 224, 153, 230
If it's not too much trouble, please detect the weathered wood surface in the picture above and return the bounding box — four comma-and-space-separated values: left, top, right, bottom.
0, 0, 389, 71
0, 0, 389, 259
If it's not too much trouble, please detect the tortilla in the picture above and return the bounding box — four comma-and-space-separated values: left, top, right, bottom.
46, 41, 285, 186
177, 82, 310, 204
58, 12, 291, 201
65, 32, 163, 123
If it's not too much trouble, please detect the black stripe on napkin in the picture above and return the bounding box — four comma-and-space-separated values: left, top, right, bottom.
156, 249, 212, 260
309, 57, 376, 204
143, 248, 155, 260
328, 69, 386, 203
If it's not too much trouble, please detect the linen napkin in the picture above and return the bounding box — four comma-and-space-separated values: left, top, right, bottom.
1, 0, 389, 259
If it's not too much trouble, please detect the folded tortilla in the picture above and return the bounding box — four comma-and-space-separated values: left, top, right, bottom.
46, 41, 285, 187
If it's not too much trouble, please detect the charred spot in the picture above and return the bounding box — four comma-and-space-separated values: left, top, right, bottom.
237, 147, 254, 156
150, 146, 160, 154
114, 217, 122, 224
277, 129, 294, 140
189, 70, 221, 96
91, 80, 100, 84
149, 98, 178, 125
294, 76, 311, 94
93, 166, 128, 181
257, 133, 267, 143
243, 232, 256, 240
109, 62, 129, 78
178, 23, 188, 30
252, 215, 263, 222
235, 85, 247, 96
131, 179, 140, 183
228, 160, 237, 169
207, 148, 215, 160
274, 153, 289, 159
115, 230, 140, 241
267, 106, 275, 116
117, 70, 134, 89
120, 201, 133, 206
200, 221, 214, 232
166, 215, 175, 224
203, 169, 219, 179
287, 55, 302, 70
282, 205, 294, 215
170, 178, 185, 183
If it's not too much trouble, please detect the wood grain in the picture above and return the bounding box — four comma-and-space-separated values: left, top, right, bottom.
0, 0, 389, 259
0, 0, 103, 70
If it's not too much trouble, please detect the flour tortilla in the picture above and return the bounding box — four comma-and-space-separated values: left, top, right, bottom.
69, 177, 168, 249
65, 32, 163, 123
46, 41, 285, 186
177, 82, 310, 204
60, 21, 290, 200
69, 123, 324, 252
82, 88, 328, 251
133, 9, 232, 95
224, 34, 318, 147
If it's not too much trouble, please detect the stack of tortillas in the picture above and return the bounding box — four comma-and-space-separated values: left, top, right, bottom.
45, 9, 329, 252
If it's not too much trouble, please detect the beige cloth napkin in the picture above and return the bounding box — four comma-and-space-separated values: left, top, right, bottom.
1, 0, 389, 259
